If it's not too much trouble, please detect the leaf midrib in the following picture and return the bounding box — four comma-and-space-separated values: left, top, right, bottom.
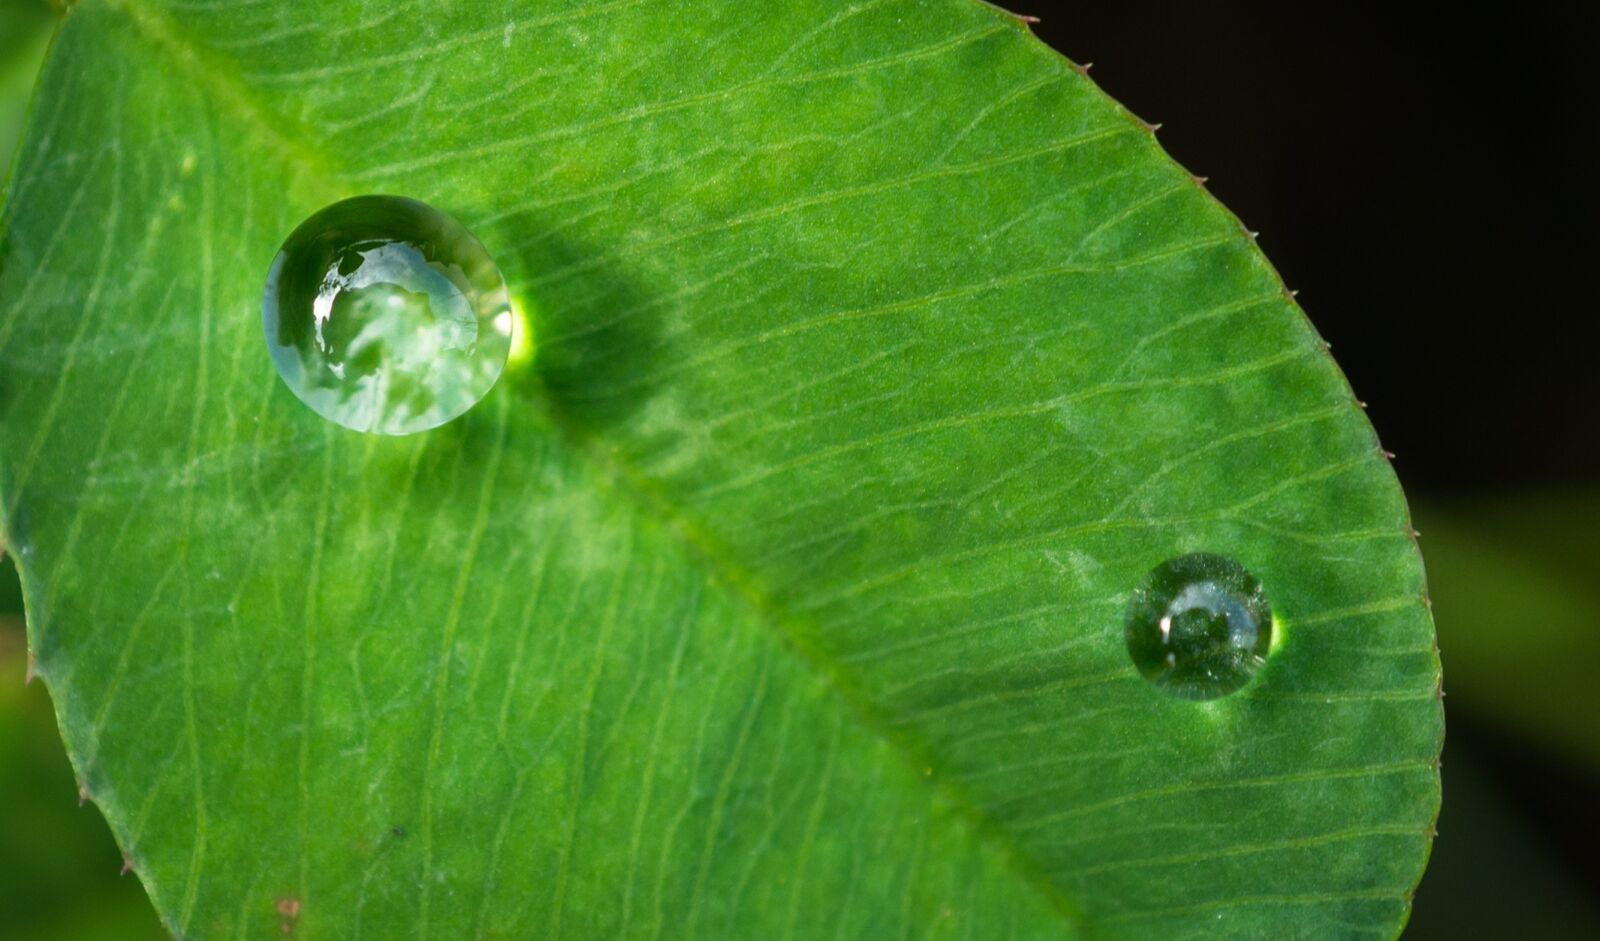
80, 0, 1090, 928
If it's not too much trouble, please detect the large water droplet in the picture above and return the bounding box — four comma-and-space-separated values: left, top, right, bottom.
263, 195, 513, 435
1124, 552, 1272, 700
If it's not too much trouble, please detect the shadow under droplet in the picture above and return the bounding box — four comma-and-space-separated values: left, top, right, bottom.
479, 210, 661, 432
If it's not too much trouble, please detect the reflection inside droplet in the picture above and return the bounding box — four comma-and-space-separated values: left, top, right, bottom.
262, 195, 514, 435
1124, 552, 1273, 700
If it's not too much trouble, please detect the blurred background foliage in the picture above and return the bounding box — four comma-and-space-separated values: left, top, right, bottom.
2, 0, 1595, 936
0, 0, 49, 168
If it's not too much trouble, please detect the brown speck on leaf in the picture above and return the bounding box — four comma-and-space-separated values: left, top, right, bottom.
78, 784, 89, 806
24, 651, 37, 686
276, 897, 301, 935
1071, 61, 1093, 75
121, 856, 133, 875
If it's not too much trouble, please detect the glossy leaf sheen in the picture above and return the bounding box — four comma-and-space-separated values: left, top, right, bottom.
0, 1, 1442, 938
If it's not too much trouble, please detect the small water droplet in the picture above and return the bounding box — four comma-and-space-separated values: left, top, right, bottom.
1124, 552, 1272, 700
263, 195, 514, 435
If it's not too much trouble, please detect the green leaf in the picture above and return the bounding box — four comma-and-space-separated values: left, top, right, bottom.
0, 0, 1441, 938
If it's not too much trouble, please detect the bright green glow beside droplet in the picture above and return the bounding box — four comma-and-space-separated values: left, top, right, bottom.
1124, 552, 1273, 700
262, 195, 513, 435
504, 297, 536, 372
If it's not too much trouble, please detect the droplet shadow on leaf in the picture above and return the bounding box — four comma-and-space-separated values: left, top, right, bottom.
481, 211, 661, 430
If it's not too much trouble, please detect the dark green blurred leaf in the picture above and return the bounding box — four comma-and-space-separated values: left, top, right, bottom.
0, 0, 54, 196
0, 549, 19, 613
1, 559, 165, 940
1415, 491, 1600, 770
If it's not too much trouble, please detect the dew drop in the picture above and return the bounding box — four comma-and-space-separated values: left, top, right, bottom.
262, 195, 514, 435
1124, 552, 1272, 700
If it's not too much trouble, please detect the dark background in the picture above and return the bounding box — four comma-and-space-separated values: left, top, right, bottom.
1029, 2, 1598, 495
2, 1, 1597, 937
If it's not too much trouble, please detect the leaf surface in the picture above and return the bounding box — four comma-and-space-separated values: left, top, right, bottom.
0, 1, 1441, 937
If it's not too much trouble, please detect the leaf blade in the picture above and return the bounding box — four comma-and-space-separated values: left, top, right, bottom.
0, 1, 1441, 937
